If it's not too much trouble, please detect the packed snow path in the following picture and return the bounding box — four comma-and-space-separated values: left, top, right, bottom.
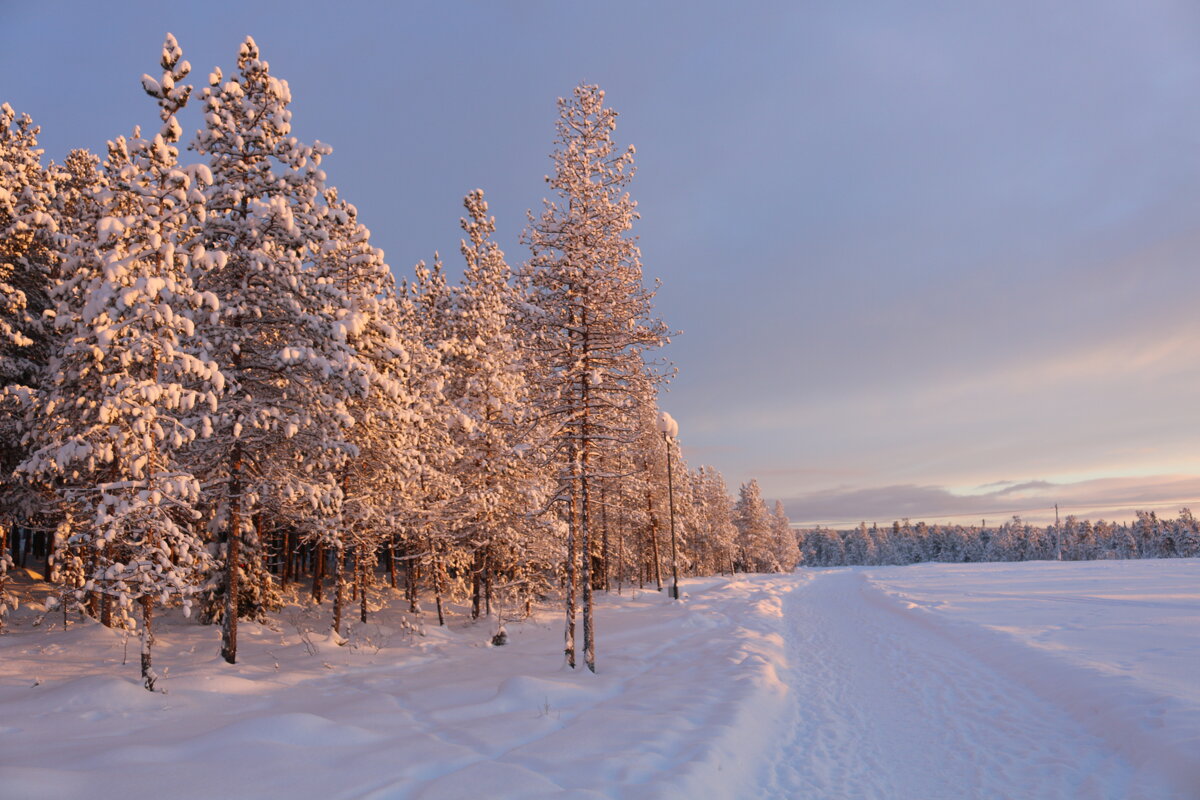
755, 569, 1192, 800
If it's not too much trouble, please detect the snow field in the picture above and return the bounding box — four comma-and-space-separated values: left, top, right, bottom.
0, 576, 802, 799
1, 560, 1196, 799
860, 560, 1200, 796
753, 560, 1196, 799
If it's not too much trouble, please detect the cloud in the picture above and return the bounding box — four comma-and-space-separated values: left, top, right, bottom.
987, 480, 1056, 496
753, 465, 868, 480
781, 474, 1200, 528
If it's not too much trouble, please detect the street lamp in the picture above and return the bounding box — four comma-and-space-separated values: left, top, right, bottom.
656, 411, 681, 600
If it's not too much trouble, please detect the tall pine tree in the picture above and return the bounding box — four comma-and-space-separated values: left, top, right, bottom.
19, 35, 218, 688
521, 84, 669, 672
189, 37, 360, 662
446, 190, 549, 623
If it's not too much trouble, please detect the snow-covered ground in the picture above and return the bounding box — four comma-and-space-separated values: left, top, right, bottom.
1, 560, 1196, 799
762, 561, 1199, 799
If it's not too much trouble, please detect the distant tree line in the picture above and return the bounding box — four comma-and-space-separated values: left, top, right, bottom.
798, 510, 1200, 567
0, 35, 798, 687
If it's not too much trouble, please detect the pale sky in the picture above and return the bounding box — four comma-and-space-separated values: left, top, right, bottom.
4, 1, 1200, 526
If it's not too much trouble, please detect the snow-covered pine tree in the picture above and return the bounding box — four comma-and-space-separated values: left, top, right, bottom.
843, 522, 876, 566
690, 466, 738, 576
18, 34, 219, 688
1171, 508, 1200, 557
0, 104, 51, 623
1109, 521, 1139, 559
189, 37, 359, 662
733, 479, 780, 573
0, 102, 65, 627
0, 103, 59, 394
770, 500, 800, 571
445, 190, 550, 623
521, 84, 669, 672
45, 150, 111, 621
312, 189, 419, 632
397, 256, 463, 622
799, 527, 844, 567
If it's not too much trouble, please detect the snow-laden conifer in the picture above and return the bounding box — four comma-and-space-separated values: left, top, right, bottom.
689, 466, 738, 576
188, 37, 360, 663
0, 104, 58, 390
770, 500, 800, 572
521, 84, 670, 671
445, 190, 551, 621
0, 103, 63, 627
18, 34, 217, 688
843, 522, 877, 566
312, 190, 420, 632
733, 479, 779, 573
398, 256, 464, 623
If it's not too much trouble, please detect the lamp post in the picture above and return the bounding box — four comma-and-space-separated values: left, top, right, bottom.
656, 411, 681, 600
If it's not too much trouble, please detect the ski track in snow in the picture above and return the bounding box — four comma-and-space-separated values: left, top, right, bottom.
756, 568, 1193, 800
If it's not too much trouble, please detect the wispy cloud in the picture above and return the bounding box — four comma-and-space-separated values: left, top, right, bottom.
782, 474, 1200, 527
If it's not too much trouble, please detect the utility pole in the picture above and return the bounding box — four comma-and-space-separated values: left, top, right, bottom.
1055, 503, 1062, 560
656, 411, 681, 600
664, 437, 679, 599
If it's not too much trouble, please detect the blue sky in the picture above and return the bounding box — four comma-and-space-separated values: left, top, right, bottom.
4, 1, 1200, 525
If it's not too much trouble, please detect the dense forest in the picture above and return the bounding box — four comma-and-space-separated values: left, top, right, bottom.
798, 510, 1200, 567
0, 35, 799, 687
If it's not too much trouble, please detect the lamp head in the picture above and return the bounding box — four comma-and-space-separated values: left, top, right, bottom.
655, 411, 679, 439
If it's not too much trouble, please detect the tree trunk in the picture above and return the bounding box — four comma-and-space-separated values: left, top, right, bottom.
637, 520, 646, 589
83, 540, 99, 619
296, 540, 306, 585
581, 480, 595, 671
386, 538, 396, 589
311, 544, 325, 604
254, 512, 267, 575
140, 595, 156, 691
434, 558, 445, 626
332, 544, 345, 636
0, 522, 7, 633
280, 528, 292, 589
358, 548, 368, 624
645, 477, 663, 591
408, 559, 420, 614
221, 444, 243, 664
616, 522, 625, 595
564, 480, 578, 669
43, 527, 56, 584
471, 548, 483, 620
579, 354, 595, 673
483, 554, 493, 618
600, 482, 610, 592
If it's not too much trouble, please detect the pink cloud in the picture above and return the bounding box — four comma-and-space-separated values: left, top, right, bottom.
782, 474, 1200, 528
